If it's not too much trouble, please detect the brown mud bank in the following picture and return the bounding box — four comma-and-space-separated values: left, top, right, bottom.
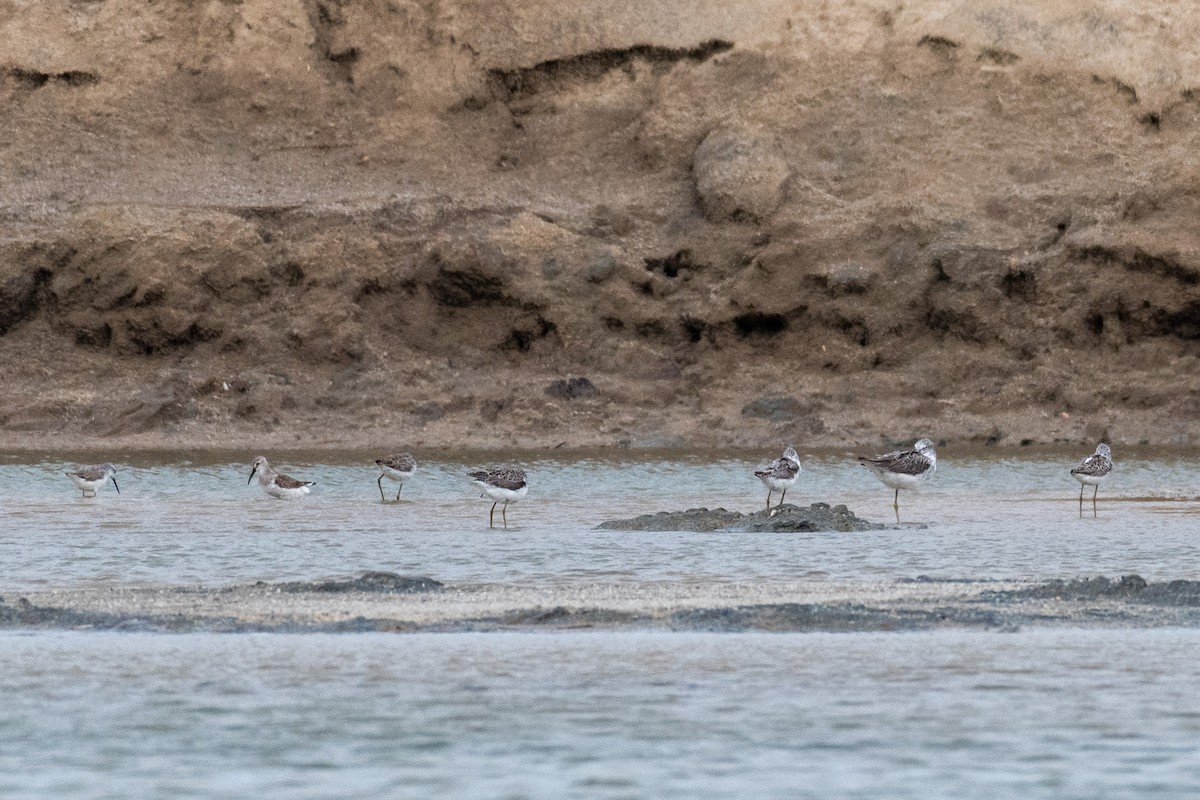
1, 2, 1199, 450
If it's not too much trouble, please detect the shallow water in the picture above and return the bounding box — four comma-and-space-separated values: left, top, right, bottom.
4, 629, 1200, 799
1, 449, 1198, 590
3, 449, 1200, 798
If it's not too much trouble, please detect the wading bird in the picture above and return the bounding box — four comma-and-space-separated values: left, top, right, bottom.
754, 447, 801, 511
857, 438, 937, 523
247, 456, 314, 500
375, 453, 415, 502
1070, 443, 1112, 516
468, 467, 528, 529
65, 463, 120, 498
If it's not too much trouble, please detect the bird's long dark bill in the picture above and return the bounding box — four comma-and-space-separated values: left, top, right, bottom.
247, 467, 257, 485
111, 477, 120, 494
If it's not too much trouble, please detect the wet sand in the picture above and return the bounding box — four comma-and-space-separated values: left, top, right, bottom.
6, 573, 1199, 633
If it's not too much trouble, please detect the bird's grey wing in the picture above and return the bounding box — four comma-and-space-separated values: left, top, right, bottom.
1072, 455, 1112, 477
273, 473, 312, 489
754, 457, 778, 478
489, 468, 528, 490
771, 458, 800, 479
71, 466, 106, 481
876, 450, 932, 476
382, 453, 415, 471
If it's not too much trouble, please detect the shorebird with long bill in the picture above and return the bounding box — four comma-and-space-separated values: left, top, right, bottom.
247, 456, 315, 500
65, 463, 120, 498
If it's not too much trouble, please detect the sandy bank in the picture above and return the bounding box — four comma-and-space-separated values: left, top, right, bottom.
2, 3, 1199, 450
5, 573, 1199, 633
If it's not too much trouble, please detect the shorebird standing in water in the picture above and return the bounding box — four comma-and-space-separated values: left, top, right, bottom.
857, 438, 937, 522
1070, 443, 1113, 516
65, 463, 120, 498
754, 446, 801, 511
468, 467, 528, 529
247, 456, 314, 500
375, 453, 415, 502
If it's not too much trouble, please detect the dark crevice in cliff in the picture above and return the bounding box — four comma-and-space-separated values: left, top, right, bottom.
644, 249, 706, 278
301, 0, 359, 85
917, 35, 959, 60
488, 40, 733, 102
1073, 244, 1199, 285
501, 316, 558, 352
0, 267, 53, 336
733, 312, 788, 338
1092, 74, 1139, 105
1, 67, 99, 89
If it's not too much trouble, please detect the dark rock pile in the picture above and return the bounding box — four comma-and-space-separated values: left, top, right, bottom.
598, 503, 885, 532
258, 572, 444, 594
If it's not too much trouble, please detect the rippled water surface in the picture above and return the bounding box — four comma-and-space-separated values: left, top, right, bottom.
3, 449, 1200, 798
4, 630, 1200, 799
1, 449, 1198, 589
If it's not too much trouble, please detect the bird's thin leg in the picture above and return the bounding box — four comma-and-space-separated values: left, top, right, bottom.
765, 490, 771, 511
779, 489, 787, 508
1078, 484, 1084, 513
378, 475, 386, 503
502, 502, 509, 529
489, 502, 496, 528
395, 483, 402, 502
894, 489, 900, 524
1093, 485, 1099, 516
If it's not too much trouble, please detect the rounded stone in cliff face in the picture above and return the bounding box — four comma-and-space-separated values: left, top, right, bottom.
692, 128, 790, 223
586, 251, 619, 283
742, 395, 808, 422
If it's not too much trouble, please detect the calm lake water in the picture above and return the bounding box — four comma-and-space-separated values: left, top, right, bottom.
2, 449, 1200, 798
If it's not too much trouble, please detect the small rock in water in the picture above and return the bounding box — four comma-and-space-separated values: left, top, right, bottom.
267, 572, 444, 594
598, 503, 884, 533
598, 507, 744, 532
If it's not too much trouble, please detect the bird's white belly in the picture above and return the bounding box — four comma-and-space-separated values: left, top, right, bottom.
69, 475, 105, 492
1072, 473, 1107, 487
758, 474, 798, 492
479, 484, 528, 504
380, 466, 412, 482
876, 471, 929, 491
267, 482, 311, 500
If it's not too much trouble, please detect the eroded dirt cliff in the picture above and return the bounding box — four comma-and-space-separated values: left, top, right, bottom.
1, 1, 1198, 449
